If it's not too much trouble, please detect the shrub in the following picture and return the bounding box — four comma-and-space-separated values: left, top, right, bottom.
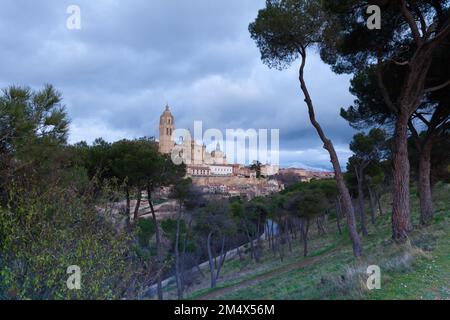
0, 183, 155, 299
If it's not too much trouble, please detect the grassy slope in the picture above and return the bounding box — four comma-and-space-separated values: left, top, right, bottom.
183, 182, 449, 300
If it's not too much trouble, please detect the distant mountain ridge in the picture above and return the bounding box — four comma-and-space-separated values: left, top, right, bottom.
284, 162, 331, 173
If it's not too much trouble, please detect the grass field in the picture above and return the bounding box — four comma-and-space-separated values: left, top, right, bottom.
162, 182, 449, 300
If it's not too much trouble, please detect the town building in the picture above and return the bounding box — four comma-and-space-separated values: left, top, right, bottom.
158, 105, 230, 174
156, 105, 330, 197
158, 105, 269, 177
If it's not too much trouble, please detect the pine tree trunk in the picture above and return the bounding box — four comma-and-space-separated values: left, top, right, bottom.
125, 185, 131, 229
376, 191, 383, 216
256, 215, 263, 260
243, 220, 255, 261
175, 203, 183, 299
207, 232, 216, 288
291, 218, 297, 239
277, 216, 284, 262
375, 22, 447, 240
389, 40, 439, 240
300, 218, 310, 257
271, 220, 275, 254
321, 213, 327, 234
299, 219, 304, 245
392, 113, 412, 240
335, 198, 342, 234
298, 50, 362, 257
133, 188, 142, 223
237, 246, 243, 262
367, 185, 376, 225
147, 185, 163, 300
265, 221, 271, 249
355, 167, 368, 236
285, 218, 292, 252
418, 139, 434, 224
215, 237, 227, 283
316, 214, 326, 236
180, 219, 192, 296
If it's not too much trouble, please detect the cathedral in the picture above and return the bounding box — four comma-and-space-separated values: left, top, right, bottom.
158, 105, 228, 172
157, 104, 280, 179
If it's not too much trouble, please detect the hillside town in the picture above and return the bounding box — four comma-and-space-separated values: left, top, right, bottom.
157, 105, 334, 198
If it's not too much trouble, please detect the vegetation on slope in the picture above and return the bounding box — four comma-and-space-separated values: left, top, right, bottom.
184, 183, 449, 300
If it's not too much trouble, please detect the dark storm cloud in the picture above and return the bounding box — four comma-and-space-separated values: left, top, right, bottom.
0, 0, 357, 169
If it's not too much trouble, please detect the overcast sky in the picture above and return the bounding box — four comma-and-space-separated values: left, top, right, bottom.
0, 0, 358, 170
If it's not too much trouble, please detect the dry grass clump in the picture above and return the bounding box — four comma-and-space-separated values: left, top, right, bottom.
317, 239, 431, 299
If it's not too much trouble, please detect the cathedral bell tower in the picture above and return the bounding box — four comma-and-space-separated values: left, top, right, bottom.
159, 104, 175, 154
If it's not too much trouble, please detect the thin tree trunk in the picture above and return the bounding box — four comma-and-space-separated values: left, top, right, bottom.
367, 185, 376, 225
316, 217, 321, 236
243, 219, 255, 261
215, 237, 227, 283
301, 218, 310, 257
147, 185, 163, 300
207, 232, 216, 288
265, 221, 269, 241
285, 218, 292, 252
133, 187, 142, 223
256, 214, 262, 261
418, 139, 434, 224
175, 203, 183, 299
316, 213, 327, 236
376, 190, 383, 216
291, 218, 297, 240
335, 198, 342, 234
299, 219, 304, 245
355, 167, 368, 236
298, 49, 362, 257
125, 184, 131, 228
277, 216, 284, 262
271, 219, 275, 254
180, 218, 192, 295
237, 246, 243, 262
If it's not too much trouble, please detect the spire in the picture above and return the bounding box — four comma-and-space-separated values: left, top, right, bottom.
216, 141, 221, 151
165, 103, 170, 111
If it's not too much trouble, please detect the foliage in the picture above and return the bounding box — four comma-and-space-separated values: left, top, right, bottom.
292, 189, 328, 219
137, 219, 156, 248
249, 0, 325, 70
0, 183, 152, 299
250, 160, 262, 178
195, 200, 236, 238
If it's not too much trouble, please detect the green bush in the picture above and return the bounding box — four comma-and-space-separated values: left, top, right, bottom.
0, 184, 152, 300
136, 219, 156, 248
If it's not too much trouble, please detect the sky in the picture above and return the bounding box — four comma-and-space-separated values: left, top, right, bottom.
0, 0, 358, 170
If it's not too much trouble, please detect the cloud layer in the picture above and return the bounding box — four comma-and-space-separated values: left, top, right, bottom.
0, 0, 357, 170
